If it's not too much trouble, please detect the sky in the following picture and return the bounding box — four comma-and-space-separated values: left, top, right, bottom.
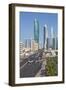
20, 12, 58, 46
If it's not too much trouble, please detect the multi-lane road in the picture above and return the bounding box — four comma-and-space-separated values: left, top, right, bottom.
20, 49, 44, 77
20, 49, 58, 77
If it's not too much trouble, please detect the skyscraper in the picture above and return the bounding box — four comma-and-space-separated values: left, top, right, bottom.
50, 27, 56, 50
43, 24, 48, 50
50, 27, 54, 49
34, 19, 39, 48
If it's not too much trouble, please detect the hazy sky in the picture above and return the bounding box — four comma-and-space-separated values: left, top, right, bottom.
20, 12, 58, 46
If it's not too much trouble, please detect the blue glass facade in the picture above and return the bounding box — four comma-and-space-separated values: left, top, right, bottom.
34, 19, 39, 44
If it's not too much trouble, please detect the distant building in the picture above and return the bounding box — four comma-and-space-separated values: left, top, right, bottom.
39, 42, 42, 49
52, 38, 55, 50
46, 38, 50, 50
56, 37, 58, 50
49, 38, 55, 50
24, 39, 31, 48
50, 27, 54, 49
20, 42, 25, 54
31, 40, 34, 51
50, 27, 58, 50
34, 41, 39, 51
24, 40, 27, 48
31, 40, 39, 51
28, 39, 31, 48
43, 26, 58, 50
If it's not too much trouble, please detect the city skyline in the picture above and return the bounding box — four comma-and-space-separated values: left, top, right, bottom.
20, 12, 58, 48
19, 12, 58, 78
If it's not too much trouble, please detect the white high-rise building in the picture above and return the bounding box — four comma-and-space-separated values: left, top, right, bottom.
50, 27, 54, 49
43, 24, 48, 50
31, 39, 39, 51
20, 42, 25, 54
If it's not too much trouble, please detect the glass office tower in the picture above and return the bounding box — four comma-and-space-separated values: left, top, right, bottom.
34, 19, 39, 44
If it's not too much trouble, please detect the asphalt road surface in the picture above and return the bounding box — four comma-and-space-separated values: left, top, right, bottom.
20, 49, 43, 77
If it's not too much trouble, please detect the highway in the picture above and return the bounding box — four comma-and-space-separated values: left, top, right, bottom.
20, 49, 58, 77
20, 49, 43, 77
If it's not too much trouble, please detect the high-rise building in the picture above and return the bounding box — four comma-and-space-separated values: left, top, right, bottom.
50, 27, 54, 49
39, 42, 42, 49
46, 38, 50, 50
31, 40, 38, 51
50, 27, 58, 50
50, 27, 57, 50
31, 40, 34, 51
24, 39, 31, 49
27, 39, 31, 48
20, 42, 25, 54
24, 40, 27, 48
55, 37, 58, 50
52, 38, 55, 50
34, 41, 39, 51
34, 19, 39, 49
43, 24, 48, 50
28, 39, 31, 48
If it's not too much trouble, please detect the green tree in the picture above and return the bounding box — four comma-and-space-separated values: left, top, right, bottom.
46, 56, 58, 76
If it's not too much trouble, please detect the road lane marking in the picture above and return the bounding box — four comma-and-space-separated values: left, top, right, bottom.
20, 62, 28, 69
